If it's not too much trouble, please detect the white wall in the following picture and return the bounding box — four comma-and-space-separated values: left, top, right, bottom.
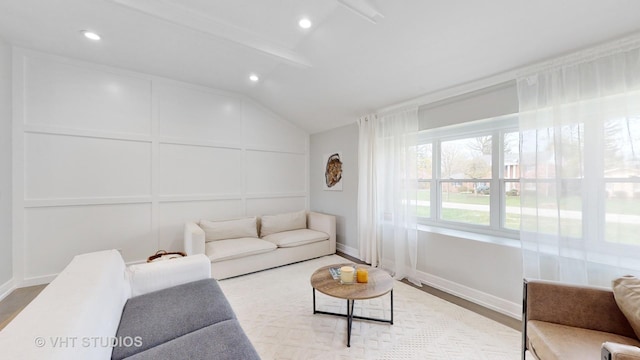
0, 38, 12, 295
13, 49, 309, 285
309, 123, 359, 256
416, 231, 522, 318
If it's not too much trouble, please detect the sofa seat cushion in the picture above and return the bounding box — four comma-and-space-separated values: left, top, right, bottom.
527, 320, 640, 360
122, 319, 260, 360
262, 228, 329, 248
206, 238, 277, 262
112, 279, 236, 360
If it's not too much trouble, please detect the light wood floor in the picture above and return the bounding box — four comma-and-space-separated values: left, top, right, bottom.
0, 252, 522, 332
0, 284, 47, 331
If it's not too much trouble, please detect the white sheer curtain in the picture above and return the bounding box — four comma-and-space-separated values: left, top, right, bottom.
357, 108, 420, 285
357, 114, 379, 266
518, 39, 640, 287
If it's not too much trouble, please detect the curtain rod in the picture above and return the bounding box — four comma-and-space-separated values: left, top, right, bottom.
372, 31, 640, 119
516, 31, 640, 78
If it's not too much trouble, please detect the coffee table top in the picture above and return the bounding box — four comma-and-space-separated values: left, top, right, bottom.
310, 263, 394, 300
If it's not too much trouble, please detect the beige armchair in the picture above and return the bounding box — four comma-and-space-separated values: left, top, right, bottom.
522, 279, 640, 360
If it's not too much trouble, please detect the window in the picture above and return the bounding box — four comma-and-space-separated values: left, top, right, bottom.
519, 114, 640, 246
417, 114, 519, 238
601, 117, 640, 245
439, 136, 492, 226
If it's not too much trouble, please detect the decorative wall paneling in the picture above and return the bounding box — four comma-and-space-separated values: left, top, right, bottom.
13, 49, 309, 284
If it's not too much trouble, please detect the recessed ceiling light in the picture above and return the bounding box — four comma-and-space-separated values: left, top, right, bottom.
81, 30, 101, 41
298, 18, 312, 29
249, 74, 259, 82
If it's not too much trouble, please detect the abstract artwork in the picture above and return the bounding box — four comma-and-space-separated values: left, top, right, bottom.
323, 152, 343, 191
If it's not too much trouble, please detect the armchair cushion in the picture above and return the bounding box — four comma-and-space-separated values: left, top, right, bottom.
525, 279, 636, 337
260, 210, 306, 237
613, 276, 640, 339
199, 217, 258, 242
528, 320, 640, 360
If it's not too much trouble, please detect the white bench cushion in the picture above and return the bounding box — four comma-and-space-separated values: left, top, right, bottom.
206, 238, 276, 262
262, 229, 329, 248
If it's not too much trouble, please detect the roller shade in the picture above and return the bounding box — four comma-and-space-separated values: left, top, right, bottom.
418, 81, 518, 131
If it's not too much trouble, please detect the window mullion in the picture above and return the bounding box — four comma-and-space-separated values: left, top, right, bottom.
433, 139, 441, 222
583, 120, 602, 244
490, 130, 500, 229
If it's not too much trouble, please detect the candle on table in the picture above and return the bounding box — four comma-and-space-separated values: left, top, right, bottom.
340, 266, 355, 283
356, 268, 368, 283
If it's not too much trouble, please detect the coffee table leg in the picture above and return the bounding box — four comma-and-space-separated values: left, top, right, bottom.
347, 299, 355, 347
313, 288, 316, 314
390, 289, 394, 325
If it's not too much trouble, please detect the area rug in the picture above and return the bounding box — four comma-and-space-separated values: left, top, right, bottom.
218, 255, 521, 360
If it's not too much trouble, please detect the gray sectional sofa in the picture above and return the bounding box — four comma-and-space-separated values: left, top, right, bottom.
113, 278, 259, 360
0, 250, 260, 360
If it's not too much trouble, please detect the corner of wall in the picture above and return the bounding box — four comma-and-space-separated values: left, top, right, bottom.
0, 38, 13, 290
309, 122, 359, 253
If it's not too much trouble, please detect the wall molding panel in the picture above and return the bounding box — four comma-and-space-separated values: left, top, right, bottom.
12, 48, 310, 285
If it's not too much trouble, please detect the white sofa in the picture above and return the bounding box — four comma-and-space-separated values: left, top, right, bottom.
184, 210, 336, 279
0, 250, 258, 360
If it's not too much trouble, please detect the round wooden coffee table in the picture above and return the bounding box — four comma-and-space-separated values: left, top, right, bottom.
310, 263, 394, 347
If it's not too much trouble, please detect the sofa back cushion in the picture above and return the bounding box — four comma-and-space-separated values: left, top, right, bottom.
613, 275, 640, 339
200, 217, 258, 242
260, 210, 307, 237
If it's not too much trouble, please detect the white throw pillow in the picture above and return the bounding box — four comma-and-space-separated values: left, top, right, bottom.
260, 210, 307, 237
199, 217, 258, 242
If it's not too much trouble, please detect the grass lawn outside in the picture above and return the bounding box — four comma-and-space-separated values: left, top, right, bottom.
416, 190, 640, 244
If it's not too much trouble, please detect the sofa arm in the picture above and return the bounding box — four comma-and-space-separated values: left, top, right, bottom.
602, 342, 640, 360
524, 279, 636, 338
127, 254, 211, 297
308, 211, 336, 253
184, 221, 206, 256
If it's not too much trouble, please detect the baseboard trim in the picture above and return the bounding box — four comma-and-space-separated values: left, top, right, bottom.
0, 278, 16, 302
372, 258, 521, 321
336, 243, 359, 259
19, 275, 55, 287
416, 269, 522, 320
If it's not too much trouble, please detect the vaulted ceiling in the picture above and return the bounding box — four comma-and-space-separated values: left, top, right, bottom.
2, 0, 640, 133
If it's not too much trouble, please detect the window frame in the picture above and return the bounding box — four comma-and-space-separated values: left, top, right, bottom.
417, 114, 520, 239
